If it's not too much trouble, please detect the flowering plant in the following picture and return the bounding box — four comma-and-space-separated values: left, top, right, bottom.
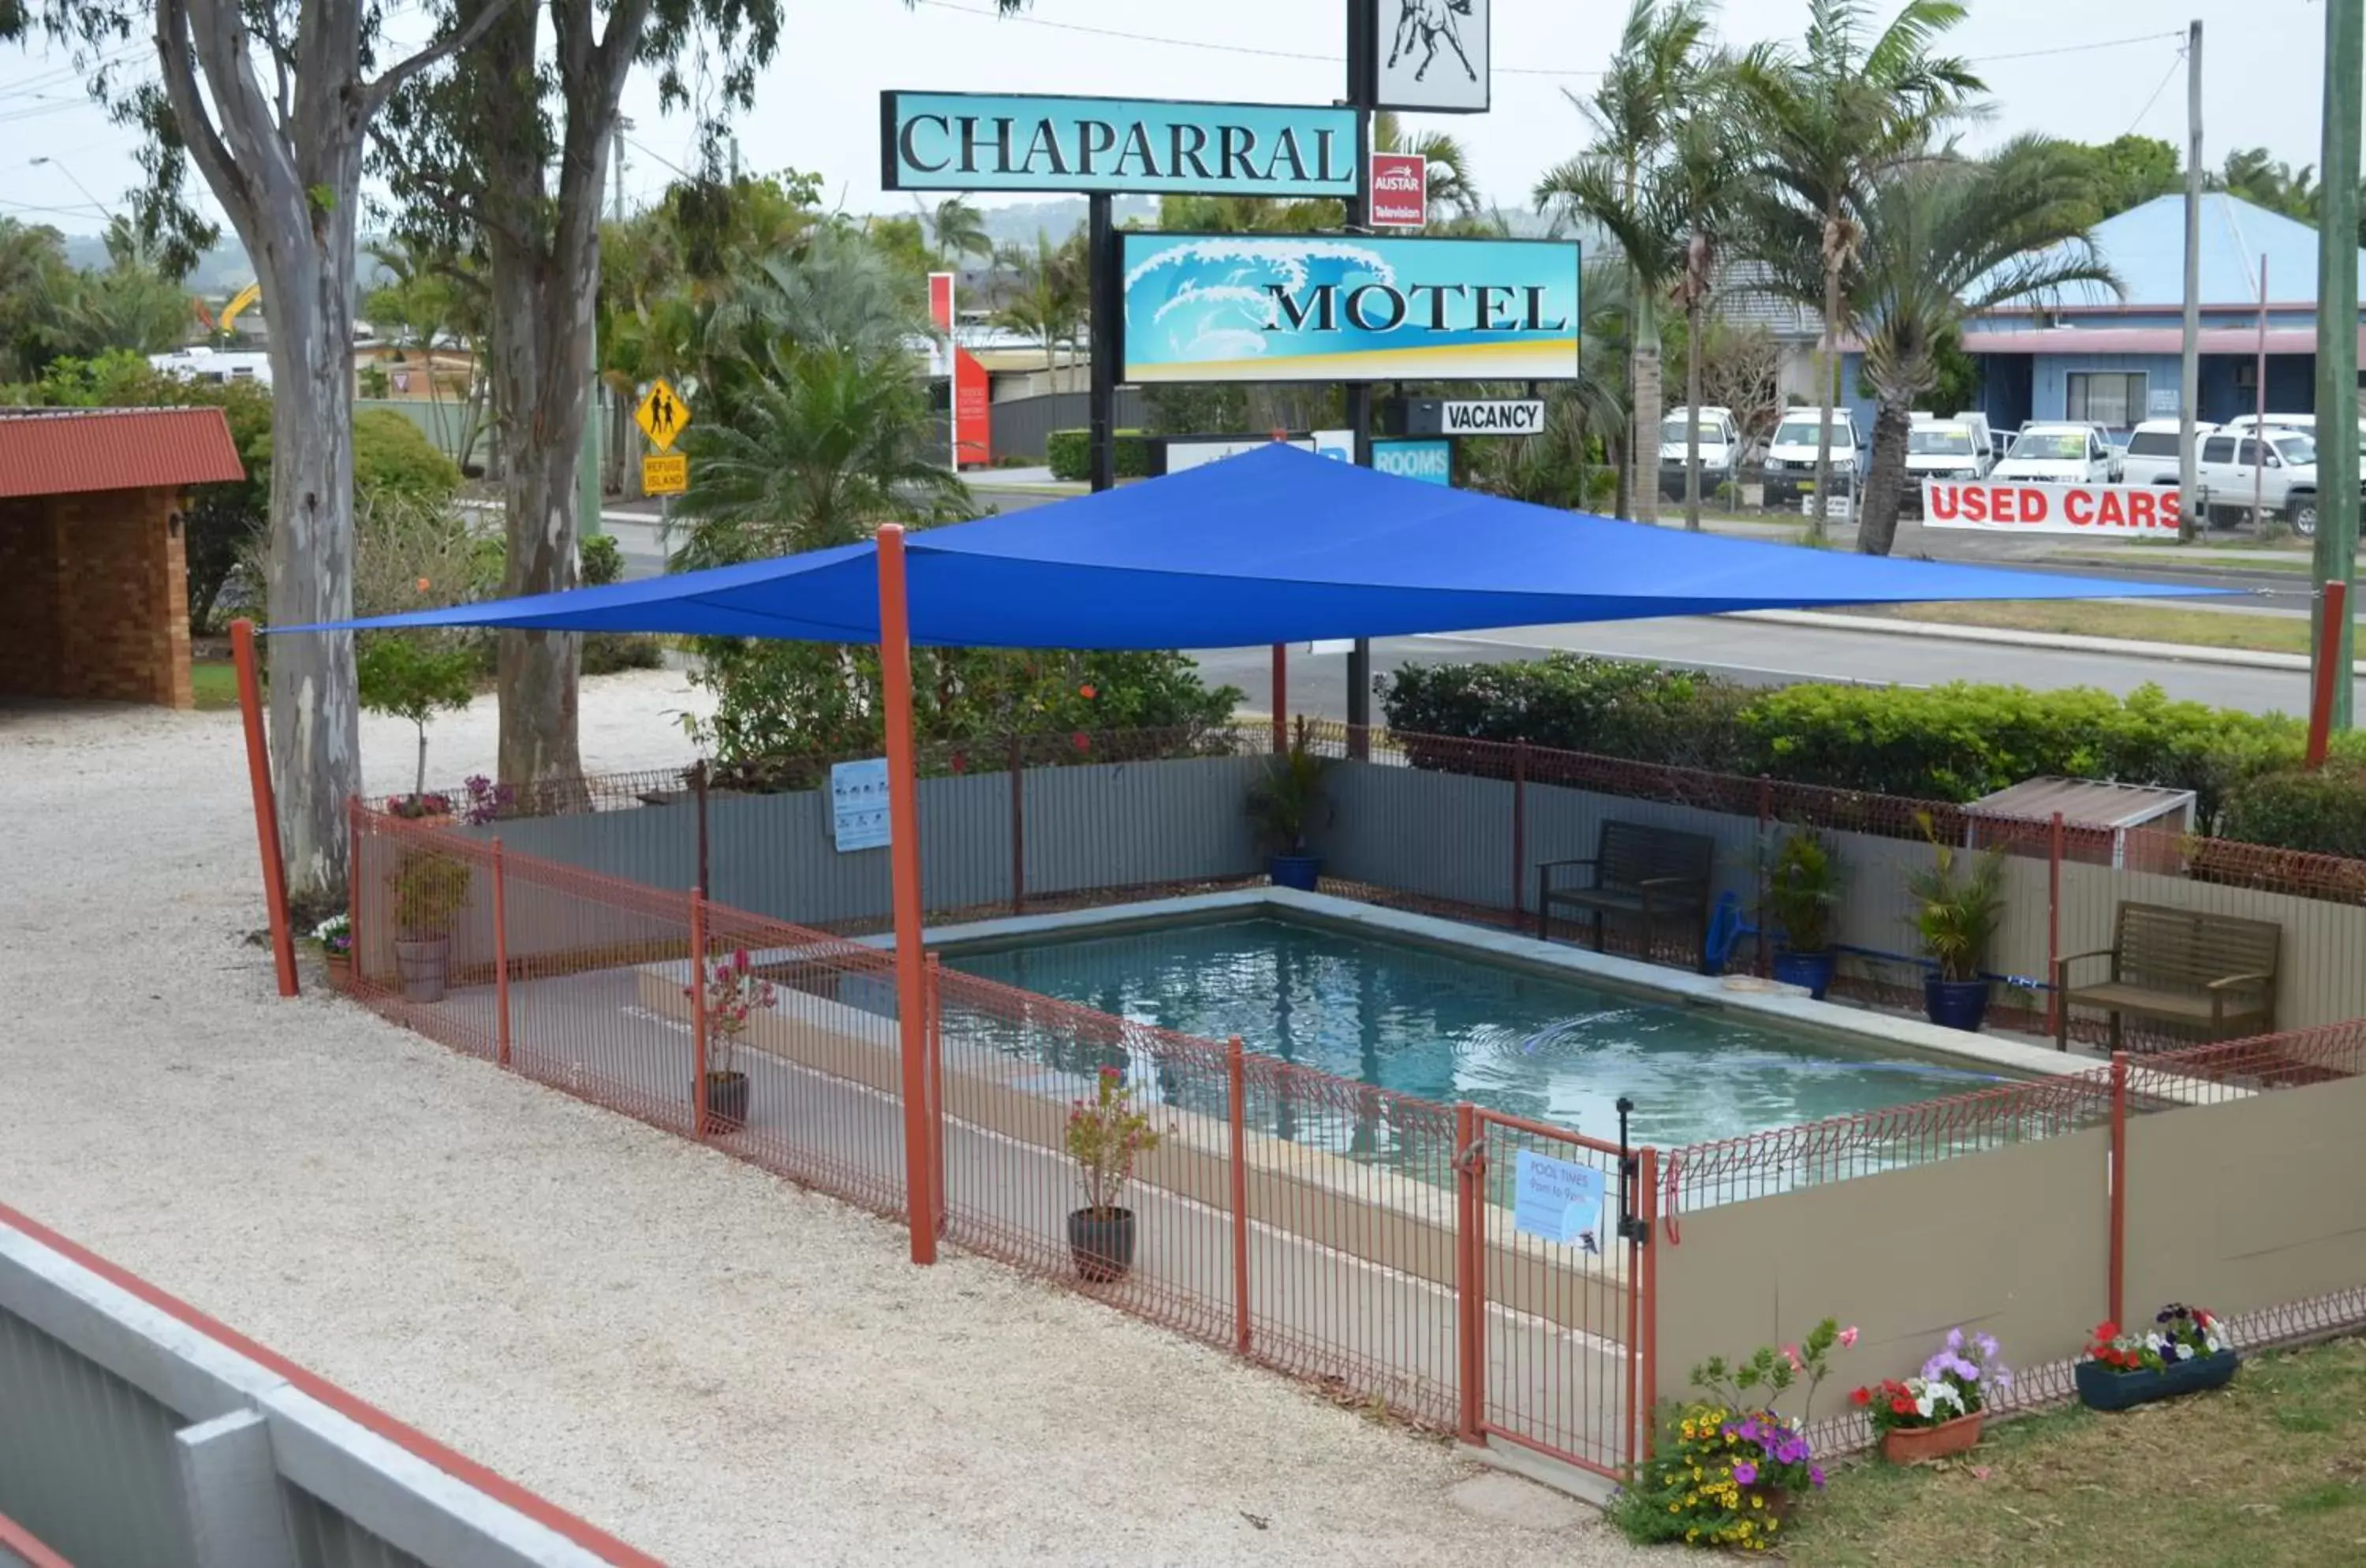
683, 950, 776, 1075
1063, 1066, 1161, 1215
2085, 1304, 2227, 1374
386, 792, 453, 819
1611, 1320, 1852, 1552
1849, 1327, 2010, 1434
313, 913, 353, 957
460, 775, 515, 826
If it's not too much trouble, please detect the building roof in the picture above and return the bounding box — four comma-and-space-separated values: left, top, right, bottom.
1961, 326, 2366, 356
0, 406, 248, 499
2020, 192, 2366, 312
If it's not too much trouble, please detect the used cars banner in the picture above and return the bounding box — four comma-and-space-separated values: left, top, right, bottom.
1119, 233, 1582, 383
1920, 480, 2186, 536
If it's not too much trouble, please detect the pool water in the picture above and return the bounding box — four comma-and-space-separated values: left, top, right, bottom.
943, 915, 1999, 1148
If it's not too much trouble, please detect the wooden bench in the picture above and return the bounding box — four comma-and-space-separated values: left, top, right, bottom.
2054, 902, 2280, 1051
1536, 822, 1716, 971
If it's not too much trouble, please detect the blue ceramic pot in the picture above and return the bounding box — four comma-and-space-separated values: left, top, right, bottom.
1924, 976, 1990, 1032
1772, 950, 1838, 1000
2075, 1349, 2238, 1410
1267, 853, 1323, 891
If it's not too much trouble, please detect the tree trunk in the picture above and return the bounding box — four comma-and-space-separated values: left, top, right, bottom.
1859, 397, 1911, 557
1632, 303, 1663, 527
1810, 226, 1843, 543
1684, 298, 1706, 531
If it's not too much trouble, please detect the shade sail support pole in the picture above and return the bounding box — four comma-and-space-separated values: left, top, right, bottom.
233, 618, 299, 998
878, 525, 937, 1265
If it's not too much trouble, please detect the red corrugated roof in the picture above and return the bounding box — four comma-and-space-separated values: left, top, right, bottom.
0, 406, 248, 499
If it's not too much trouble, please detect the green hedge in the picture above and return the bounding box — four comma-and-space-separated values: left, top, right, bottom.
1379, 654, 2366, 851
1044, 427, 1152, 483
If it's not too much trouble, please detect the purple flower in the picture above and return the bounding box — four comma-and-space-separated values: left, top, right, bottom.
1809, 1465, 1826, 1488
1733, 1461, 1758, 1487
1946, 1327, 1965, 1352
1975, 1332, 2000, 1359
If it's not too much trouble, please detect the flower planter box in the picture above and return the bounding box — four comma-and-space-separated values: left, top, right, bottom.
2075, 1350, 2238, 1411
1880, 1411, 1982, 1465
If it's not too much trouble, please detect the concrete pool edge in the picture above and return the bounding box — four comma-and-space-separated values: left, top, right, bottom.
894, 887, 2082, 1084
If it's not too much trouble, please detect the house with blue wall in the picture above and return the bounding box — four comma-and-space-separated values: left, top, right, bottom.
1838, 192, 2366, 441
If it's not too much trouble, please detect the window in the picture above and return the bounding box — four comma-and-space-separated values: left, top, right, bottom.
2201, 435, 2237, 463
1907, 427, 1976, 456
2125, 431, 2179, 457
2066, 371, 2146, 427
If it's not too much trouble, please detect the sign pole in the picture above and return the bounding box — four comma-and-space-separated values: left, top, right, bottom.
1089, 192, 1118, 494
1344, 25, 1375, 757
2316, 0, 2362, 730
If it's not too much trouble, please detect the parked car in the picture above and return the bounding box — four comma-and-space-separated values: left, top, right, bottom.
1994, 422, 2118, 483
2120, 418, 2219, 487
2221, 411, 2366, 464
2193, 428, 2330, 536
1760, 408, 1865, 509
1950, 411, 1995, 460
1901, 419, 1991, 514
1659, 405, 1743, 499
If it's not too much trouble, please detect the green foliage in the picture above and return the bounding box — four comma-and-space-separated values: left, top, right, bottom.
351, 410, 461, 506
1763, 827, 1845, 954
580, 533, 625, 587
357, 633, 479, 799
2223, 767, 2366, 861
1044, 428, 1152, 483
2060, 134, 2180, 226
1904, 816, 2010, 980
1245, 718, 1334, 854
389, 849, 472, 938
579, 529, 662, 675
1383, 655, 1755, 772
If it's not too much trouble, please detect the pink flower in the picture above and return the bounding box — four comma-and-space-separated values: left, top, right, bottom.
1782, 1345, 1804, 1372
733, 949, 750, 973
1838, 1325, 1860, 1348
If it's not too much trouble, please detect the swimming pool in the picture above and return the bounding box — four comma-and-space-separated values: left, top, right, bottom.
942, 913, 2000, 1148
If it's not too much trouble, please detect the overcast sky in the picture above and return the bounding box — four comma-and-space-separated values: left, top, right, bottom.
0, 0, 2347, 238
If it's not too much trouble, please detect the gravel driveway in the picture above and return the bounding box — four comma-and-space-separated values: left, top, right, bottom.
0, 672, 1651, 1566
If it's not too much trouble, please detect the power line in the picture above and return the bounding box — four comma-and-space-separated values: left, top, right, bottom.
2123, 44, 2189, 138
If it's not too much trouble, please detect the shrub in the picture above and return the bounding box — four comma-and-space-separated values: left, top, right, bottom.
1381, 655, 1756, 772
1044, 427, 1151, 482
353, 409, 462, 506
580, 533, 626, 586
2222, 766, 2366, 859
575, 533, 664, 673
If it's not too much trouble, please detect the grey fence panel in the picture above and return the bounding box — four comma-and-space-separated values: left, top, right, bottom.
703, 774, 1017, 929
1524, 781, 1764, 923
984, 390, 1150, 463
1025, 756, 1267, 898
0, 1305, 192, 1568
284, 1481, 434, 1568
1315, 762, 1514, 911
459, 801, 699, 894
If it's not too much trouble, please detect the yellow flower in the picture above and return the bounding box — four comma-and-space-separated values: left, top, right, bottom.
1752, 1495, 1765, 1510
1669, 1503, 1680, 1514
1768, 1519, 1780, 1532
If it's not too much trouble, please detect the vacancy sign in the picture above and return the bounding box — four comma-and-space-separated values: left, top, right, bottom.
1370, 152, 1427, 227
1404, 398, 1547, 436
1920, 480, 2185, 536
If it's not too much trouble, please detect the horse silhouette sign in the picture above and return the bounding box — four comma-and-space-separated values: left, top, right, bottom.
1371, 0, 1488, 114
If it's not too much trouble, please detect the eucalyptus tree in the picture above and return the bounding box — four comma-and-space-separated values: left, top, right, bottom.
1536, 0, 1716, 523
1756, 138, 2118, 554
1737, 0, 1983, 539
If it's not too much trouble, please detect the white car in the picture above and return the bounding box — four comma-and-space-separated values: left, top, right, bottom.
2194, 428, 2325, 536
1760, 408, 1864, 507
2119, 418, 2218, 488
1994, 423, 2117, 483
1659, 405, 1742, 498
1905, 420, 1991, 482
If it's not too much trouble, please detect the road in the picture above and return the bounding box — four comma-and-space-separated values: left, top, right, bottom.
595, 491, 2357, 720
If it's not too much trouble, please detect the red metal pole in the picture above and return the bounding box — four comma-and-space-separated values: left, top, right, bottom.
2047, 811, 2065, 1040
689, 890, 710, 1139
1454, 1102, 1483, 1444
692, 759, 710, 897
231, 618, 299, 998
1270, 644, 1287, 754
345, 794, 362, 992
492, 838, 511, 1068
879, 525, 939, 1266
1511, 741, 1527, 917
2108, 1052, 2128, 1329
1228, 1035, 1252, 1356
2307, 581, 2348, 768
1635, 1146, 1659, 1473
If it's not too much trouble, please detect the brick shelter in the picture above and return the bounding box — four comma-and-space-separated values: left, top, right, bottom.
0, 407, 247, 708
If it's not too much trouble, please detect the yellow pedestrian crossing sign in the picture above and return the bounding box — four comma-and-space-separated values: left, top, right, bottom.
635, 379, 691, 451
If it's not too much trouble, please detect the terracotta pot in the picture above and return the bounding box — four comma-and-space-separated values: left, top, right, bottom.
1881, 1410, 1983, 1464
325, 950, 352, 990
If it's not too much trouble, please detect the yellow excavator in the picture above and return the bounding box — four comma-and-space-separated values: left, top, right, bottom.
191, 282, 261, 336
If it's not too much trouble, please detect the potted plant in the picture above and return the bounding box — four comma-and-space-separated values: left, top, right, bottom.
2077, 1305, 2237, 1411
315, 913, 353, 986
1246, 716, 1333, 891
388, 849, 472, 1002
685, 949, 774, 1133
1763, 827, 1845, 999
358, 631, 477, 821
1904, 817, 2009, 1032
1063, 1065, 1162, 1282
1849, 1327, 2009, 1464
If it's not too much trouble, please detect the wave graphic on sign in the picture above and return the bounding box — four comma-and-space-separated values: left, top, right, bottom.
1126, 237, 1394, 366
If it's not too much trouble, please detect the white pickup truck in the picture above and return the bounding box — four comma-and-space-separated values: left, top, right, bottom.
2191, 428, 2324, 536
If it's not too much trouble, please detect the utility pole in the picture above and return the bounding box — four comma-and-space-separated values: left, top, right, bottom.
2315, 0, 2361, 730
1343, 6, 1375, 756
2178, 21, 2203, 541
1088, 192, 1118, 494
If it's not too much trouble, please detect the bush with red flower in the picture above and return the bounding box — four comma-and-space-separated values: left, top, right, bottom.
1610, 1319, 1854, 1551
2084, 1304, 2227, 1375
683, 949, 776, 1077
1847, 1326, 2010, 1436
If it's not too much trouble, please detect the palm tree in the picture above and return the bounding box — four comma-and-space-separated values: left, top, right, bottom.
1737, 0, 1984, 539
1463, 257, 1631, 508
1374, 111, 1480, 222
993, 230, 1085, 382
1538, 0, 1716, 523
922, 196, 994, 267
1757, 137, 2118, 555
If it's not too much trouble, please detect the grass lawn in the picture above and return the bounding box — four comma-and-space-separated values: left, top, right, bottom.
190, 658, 239, 710
1834, 599, 2349, 662
1782, 1337, 2366, 1568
